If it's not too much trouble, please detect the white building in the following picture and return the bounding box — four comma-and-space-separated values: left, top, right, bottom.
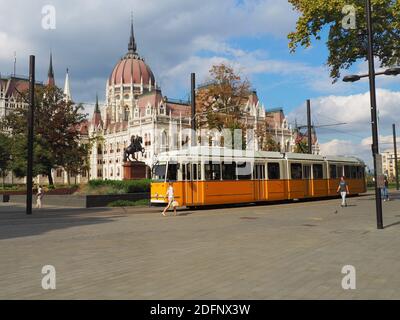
382, 150, 397, 179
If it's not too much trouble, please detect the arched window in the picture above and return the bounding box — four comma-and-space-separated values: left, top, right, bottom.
159, 104, 165, 115
146, 105, 151, 116
134, 108, 139, 118
124, 106, 130, 121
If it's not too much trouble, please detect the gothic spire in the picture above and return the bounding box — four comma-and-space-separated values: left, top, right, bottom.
47, 52, 55, 86
63, 68, 72, 101
128, 13, 137, 53
95, 93, 100, 113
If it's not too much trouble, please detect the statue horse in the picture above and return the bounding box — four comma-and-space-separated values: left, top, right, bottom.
123, 135, 145, 162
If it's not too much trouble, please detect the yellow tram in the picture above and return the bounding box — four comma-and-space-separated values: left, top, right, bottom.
150, 147, 366, 208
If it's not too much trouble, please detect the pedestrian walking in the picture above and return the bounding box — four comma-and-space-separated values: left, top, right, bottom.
337, 176, 349, 207
162, 182, 177, 216
36, 185, 44, 209
382, 176, 389, 201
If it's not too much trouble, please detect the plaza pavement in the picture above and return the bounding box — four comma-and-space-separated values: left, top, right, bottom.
0, 191, 400, 300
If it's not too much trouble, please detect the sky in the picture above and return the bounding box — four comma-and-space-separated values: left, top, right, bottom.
1, 0, 399, 168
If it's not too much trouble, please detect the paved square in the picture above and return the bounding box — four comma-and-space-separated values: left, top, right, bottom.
1, 192, 400, 299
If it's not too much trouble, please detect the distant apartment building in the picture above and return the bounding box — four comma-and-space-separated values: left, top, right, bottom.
381, 150, 398, 179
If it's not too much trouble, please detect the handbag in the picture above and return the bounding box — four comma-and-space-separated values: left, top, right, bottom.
172, 200, 179, 207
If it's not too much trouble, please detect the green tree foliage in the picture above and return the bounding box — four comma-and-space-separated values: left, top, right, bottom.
2, 85, 88, 186
0, 133, 12, 188
288, 0, 400, 81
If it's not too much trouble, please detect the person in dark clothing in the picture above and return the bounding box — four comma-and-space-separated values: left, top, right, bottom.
382, 176, 389, 201
337, 176, 350, 207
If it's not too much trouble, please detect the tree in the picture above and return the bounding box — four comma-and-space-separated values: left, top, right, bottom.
197, 64, 252, 130
0, 133, 12, 188
2, 85, 88, 186
255, 122, 281, 151
288, 0, 400, 81
196, 64, 253, 148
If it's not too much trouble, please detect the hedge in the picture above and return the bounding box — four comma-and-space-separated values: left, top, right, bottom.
88, 179, 151, 193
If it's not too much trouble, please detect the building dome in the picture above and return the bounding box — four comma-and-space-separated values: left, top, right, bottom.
108, 21, 155, 88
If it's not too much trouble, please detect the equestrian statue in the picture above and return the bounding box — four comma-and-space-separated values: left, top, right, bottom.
123, 135, 145, 162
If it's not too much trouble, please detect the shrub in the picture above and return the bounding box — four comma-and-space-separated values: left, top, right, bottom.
88, 179, 150, 194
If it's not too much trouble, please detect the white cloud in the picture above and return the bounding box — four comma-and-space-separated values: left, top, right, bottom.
289, 89, 400, 136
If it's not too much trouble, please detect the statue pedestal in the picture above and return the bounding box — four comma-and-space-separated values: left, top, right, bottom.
123, 161, 149, 180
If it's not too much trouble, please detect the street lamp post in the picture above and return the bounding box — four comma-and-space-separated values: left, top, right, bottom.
393, 124, 399, 190
342, 1, 400, 229
26, 55, 35, 215
365, 0, 383, 230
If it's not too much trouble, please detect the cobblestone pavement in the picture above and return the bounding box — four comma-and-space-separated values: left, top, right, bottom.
1, 192, 400, 299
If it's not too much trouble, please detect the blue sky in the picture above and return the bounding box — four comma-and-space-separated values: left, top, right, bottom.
1, 0, 399, 167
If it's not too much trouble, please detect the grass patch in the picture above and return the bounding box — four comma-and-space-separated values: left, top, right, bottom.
107, 199, 149, 207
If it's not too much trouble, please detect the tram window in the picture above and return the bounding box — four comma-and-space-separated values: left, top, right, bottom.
153, 164, 166, 181
237, 162, 251, 180
313, 164, 324, 179
268, 163, 280, 180
357, 166, 365, 179
167, 163, 178, 181
330, 165, 337, 179
186, 164, 191, 181
344, 166, 351, 178
291, 163, 302, 180
222, 162, 236, 180
337, 166, 344, 178
193, 164, 197, 180
198, 163, 202, 180
182, 164, 186, 181
351, 166, 357, 179
253, 164, 265, 180
205, 162, 221, 181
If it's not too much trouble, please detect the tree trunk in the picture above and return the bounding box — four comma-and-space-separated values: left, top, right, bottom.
67, 171, 71, 186
47, 168, 54, 187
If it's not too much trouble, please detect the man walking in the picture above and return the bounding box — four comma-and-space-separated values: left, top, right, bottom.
337, 176, 349, 207
382, 176, 389, 201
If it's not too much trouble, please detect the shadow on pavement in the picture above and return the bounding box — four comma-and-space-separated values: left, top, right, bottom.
0, 205, 121, 240
384, 221, 400, 229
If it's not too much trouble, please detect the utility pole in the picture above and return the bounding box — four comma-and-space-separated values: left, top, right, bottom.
393, 124, 399, 190
307, 99, 312, 154
26, 55, 35, 215
191, 73, 196, 147
366, 0, 383, 229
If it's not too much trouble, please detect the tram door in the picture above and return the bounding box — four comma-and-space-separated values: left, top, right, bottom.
254, 163, 265, 201
303, 164, 312, 197
184, 163, 201, 206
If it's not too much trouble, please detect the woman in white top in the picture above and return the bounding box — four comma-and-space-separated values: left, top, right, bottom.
36, 185, 44, 209
162, 182, 177, 216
